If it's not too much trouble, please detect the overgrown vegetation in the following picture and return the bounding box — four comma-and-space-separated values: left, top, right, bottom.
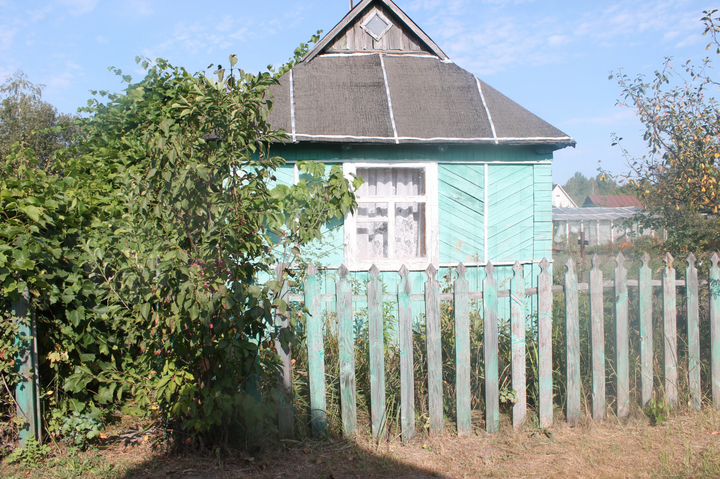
1, 33, 360, 453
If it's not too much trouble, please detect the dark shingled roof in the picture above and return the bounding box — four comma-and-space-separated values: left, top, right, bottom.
268, 0, 574, 149
268, 55, 574, 148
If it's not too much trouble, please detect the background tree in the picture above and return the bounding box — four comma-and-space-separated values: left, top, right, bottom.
613, 9, 720, 253
0, 73, 77, 168
562, 171, 627, 205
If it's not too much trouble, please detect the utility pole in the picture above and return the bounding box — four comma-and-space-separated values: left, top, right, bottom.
350, 1, 355, 10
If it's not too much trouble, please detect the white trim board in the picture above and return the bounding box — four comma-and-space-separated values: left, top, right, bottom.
293, 133, 574, 143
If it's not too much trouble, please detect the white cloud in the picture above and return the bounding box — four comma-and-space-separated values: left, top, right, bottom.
144, 19, 250, 59
565, 108, 637, 128
57, 0, 98, 16
0, 27, 17, 52
45, 61, 82, 92
126, 0, 153, 17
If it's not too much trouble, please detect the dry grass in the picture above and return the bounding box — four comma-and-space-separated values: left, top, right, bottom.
3, 410, 720, 478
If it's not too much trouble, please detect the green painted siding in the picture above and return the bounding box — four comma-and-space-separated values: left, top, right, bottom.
439, 164, 484, 264
488, 165, 534, 262
272, 144, 554, 268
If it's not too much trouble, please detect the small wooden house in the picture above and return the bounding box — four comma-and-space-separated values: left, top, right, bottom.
268, 0, 574, 278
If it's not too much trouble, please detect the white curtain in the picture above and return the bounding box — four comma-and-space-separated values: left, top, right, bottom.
356, 168, 425, 260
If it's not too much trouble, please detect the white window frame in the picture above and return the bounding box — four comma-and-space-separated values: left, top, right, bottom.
343, 162, 439, 271
360, 10, 394, 41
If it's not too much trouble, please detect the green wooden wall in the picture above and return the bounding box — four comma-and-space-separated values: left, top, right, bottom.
272, 143, 553, 269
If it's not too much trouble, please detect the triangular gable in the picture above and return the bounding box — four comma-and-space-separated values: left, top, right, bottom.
304, 0, 448, 62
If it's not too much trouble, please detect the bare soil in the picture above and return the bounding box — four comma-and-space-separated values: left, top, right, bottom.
4, 410, 720, 478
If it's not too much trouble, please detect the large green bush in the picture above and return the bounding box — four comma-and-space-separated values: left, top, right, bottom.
1, 42, 358, 450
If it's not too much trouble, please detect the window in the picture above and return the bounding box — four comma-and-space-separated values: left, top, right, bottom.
361, 11, 393, 41
344, 163, 438, 270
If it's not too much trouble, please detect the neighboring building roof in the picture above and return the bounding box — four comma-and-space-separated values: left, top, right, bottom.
553, 207, 641, 221
268, 0, 575, 149
552, 185, 578, 208
583, 195, 643, 208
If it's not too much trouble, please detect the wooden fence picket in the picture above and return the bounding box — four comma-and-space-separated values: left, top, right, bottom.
615, 253, 630, 419
454, 264, 472, 436
337, 265, 357, 437
484, 262, 500, 433
565, 258, 581, 425
398, 266, 415, 443
511, 262, 527, 430
686, 254, 701, 411
590, 255, 606, 421
14, 290, 40, 445
274, 264, 294, 439
426, 265, 444, 435
538, 258, 553, 428
663, 253, 678, 408
304, 265, 327, 437
712, 253, 720, 409
368, 265, 386, 440
639, 253, 653, 407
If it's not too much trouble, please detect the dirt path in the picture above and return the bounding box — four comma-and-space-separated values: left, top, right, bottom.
4, 410, 720, 478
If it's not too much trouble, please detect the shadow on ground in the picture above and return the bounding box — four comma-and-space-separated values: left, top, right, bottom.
119, 438, 444, 479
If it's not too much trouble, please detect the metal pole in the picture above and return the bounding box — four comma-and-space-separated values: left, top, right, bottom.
350, 0, 355, 10
14, 290, 40, 445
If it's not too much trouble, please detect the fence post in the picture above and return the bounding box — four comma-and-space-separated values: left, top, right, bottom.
454, 264, 472, 436
639, 253, 653, 407
426, 265, 444, 435
368, 265, 386, 441
14, 290, 40, 445
538, 258, 553, 428
337, 265, 356, 438
686, 254, 701, 411
590, 255, 606, 421
565, 259, 580, 426
511, 262, 527, 430
398, 266, 415, 443
304, 264, 326, 437
663, 253, 678, 408
484, 262, 500, 433
712, 253, 720, 409
273, 264, 294, 439
615, 253, 630, 419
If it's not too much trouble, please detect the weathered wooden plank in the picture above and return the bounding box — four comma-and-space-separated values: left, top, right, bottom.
565, 258, 581, 425
426, 265, 444, 435
686, 254, 701, 411
368, 265, 386, 441
273, 264, 294, 439
484, 263, 500, 433
511, 262, 527, 430
639, 254, 654, 407
711, 253, 720, 409
305, 265, 327, 437
454, 264, 472, 436
538, 258, 553, 428
663, 253, 678, 408
398, 266, 415, 443
337, 266, 357, 437
590, 255, 606, 421
615, 253, 630, 419
13, 290, 40, 445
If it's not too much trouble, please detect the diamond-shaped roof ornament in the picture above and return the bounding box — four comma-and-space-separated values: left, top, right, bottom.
362, 11, 392, 41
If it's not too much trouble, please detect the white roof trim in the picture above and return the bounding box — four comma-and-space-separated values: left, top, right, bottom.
379, 54, 399, 144
289, 70, 297, 143
476, 78, 498, 145
293, 133, 574, 143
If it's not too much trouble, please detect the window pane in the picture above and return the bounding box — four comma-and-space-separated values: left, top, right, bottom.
356, 167, 425, 197
357, 202, 388, 220
395, 202, 426, 259
357, 222, 388, 259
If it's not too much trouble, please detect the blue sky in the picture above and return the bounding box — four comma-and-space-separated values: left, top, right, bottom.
0, 0, 713, 183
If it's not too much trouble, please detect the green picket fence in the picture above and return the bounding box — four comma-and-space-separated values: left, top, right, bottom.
278, 252, 720, 441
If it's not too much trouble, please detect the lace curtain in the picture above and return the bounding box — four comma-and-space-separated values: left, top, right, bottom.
356, 168, 426, 261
